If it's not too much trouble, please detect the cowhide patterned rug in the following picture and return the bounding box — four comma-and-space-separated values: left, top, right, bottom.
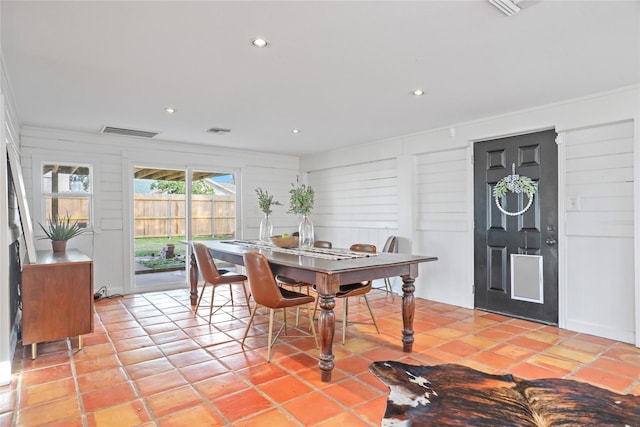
370, 361, 640, 427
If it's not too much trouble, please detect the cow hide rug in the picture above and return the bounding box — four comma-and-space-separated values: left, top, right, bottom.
369, 361, 640, 427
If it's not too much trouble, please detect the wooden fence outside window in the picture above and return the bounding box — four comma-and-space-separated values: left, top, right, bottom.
134, 194, 235, 238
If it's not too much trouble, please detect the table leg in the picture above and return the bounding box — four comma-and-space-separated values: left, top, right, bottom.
401, 276, 416, 352
318, 293, 336, 382
79, 335, 83, 350
31, 343, 37, 360
189, 252, 198, 306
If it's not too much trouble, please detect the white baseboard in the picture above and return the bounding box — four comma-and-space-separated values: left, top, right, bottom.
565, 319, 635, 345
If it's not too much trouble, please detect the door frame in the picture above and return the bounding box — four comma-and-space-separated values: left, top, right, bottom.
468, 126, 566, 328
122, 157, 242, 295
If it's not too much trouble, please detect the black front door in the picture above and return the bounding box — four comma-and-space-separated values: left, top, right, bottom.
474, 129, 559, 324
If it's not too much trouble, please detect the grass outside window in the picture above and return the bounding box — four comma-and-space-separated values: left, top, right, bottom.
134, 235, 233, 257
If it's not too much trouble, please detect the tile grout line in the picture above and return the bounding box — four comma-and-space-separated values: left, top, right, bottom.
101, 298, 161, 426
69, 331, 91, 427
181, 288, 380, 426
132, 290, 253, 425
159, 289, 246, 425
179, 290, 334, 426
424, 310, 639, 394
423, 311, 570, 377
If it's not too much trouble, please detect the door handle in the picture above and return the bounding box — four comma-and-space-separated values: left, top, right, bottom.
545, 238, 556, 246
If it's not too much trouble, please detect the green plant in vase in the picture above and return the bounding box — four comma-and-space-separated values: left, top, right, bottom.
288, 182, 315, 247
38, 212, 88, 253
256, 188, 282, 215
256, 188, 282, 242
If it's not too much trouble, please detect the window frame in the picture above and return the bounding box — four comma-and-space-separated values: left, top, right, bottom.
40, 161, 94, 229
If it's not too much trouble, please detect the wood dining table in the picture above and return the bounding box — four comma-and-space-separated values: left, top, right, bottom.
187, 240, 438, 382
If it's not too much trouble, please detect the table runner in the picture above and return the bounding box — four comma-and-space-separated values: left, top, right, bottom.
225, 240, 377, 261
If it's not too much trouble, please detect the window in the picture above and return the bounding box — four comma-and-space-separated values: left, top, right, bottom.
42, 163, 92, 227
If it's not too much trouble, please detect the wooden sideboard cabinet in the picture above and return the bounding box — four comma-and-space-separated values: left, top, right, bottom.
21, 249, 94, 359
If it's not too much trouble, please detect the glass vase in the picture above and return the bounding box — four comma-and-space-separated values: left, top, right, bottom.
259, 213, 273, 242
298, 214, 314, 248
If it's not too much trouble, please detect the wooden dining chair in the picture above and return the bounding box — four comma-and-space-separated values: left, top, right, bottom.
241, 252, 318, 361
312, 240, 333, 249
338, 243, 380, 343
191, 242, 250, 324
380, 235, 398, 292
275, 240, 332, 326
276, 240, 332, 293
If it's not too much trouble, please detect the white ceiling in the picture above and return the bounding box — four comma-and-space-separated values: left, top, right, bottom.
2, 1, 639, 156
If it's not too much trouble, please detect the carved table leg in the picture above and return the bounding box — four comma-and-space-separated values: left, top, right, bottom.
318, 293, 336, 382
189, 252, 198, 306
401, 276, 416, 352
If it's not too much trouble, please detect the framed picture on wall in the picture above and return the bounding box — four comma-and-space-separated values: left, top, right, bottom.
7, 141, 36, 263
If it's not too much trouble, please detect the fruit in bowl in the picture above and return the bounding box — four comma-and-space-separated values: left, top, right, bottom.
271, 234, 299, 248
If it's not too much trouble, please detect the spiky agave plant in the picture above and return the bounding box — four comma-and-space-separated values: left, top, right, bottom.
39, 212, 88, 241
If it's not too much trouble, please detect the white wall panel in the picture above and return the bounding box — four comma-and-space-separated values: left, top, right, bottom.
561, 120, 635, 342
311, 160, 398, 224
565, 236, 635, 343
564, 122, 633, 241
412, 148, 470, 305
416, 148, 468, 232
308, 158, 399, 250
91, 230, 126, 296
565, 212, 633, 237
414, 230, 472, 308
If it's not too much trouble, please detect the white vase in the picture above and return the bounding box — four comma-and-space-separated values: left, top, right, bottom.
259, 213, 273, 242
298, 214, 314, 248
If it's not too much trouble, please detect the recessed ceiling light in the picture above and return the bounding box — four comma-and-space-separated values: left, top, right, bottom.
164, 107, 176, 114
251, 38, 268, 48
291, 129, 301, 134
412, 89, 425, 96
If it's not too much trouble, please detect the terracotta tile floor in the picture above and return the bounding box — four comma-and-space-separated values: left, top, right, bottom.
3, 287, 640, 426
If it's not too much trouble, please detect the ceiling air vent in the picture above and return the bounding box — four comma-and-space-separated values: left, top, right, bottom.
101, 126, 159, 138
207, 127, 231, 134
488, 0, 521, 16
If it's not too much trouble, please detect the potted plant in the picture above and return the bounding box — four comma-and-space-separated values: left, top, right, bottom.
255, 188, 282, 242
288, 182, 315, 247
38, 212, 88, 253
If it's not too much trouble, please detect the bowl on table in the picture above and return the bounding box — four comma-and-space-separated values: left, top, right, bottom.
271, 235, 299, 248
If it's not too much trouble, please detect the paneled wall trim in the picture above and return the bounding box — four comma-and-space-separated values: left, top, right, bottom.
562, 121, 635, 344
301, 85, 639, 346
